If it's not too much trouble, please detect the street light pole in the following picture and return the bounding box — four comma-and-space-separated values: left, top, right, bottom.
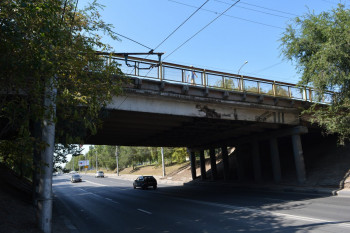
95, 151, 98, 171
115, 146, 119, 176
161, 147, 165, 177
237, 61, 248, 91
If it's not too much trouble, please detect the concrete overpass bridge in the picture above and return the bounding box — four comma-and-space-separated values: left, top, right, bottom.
86, 54, 333, 185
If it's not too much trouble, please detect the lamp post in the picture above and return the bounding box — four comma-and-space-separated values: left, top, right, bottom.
237, 61, 248, 91
161, 147, 165, 177
115, 146, 119, 176
95, 151, 98, 172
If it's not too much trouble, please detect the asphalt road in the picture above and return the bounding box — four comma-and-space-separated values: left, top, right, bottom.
53, 174, 350, 233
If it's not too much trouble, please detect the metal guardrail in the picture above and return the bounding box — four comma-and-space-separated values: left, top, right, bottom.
100, 53, 333, 104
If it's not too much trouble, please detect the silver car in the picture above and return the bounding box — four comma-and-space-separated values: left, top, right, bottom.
95, 171, 104, 178
71, 174, 82, 183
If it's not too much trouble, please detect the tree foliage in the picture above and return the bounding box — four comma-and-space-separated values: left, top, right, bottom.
280, 4, 350, 143
68, 146, 189, 172
0, 0, 124, 177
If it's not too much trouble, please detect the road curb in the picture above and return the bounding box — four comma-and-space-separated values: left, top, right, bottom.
336, 189, 350, 197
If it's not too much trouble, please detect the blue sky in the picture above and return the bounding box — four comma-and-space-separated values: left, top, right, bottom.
78, 0, 347, 84
67, 0, 345, 162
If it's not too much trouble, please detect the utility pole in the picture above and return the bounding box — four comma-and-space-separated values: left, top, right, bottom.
161, 147, 165, 177
115, 146, 119, 176
37, 77, 56, 233
95, 151, 98, 171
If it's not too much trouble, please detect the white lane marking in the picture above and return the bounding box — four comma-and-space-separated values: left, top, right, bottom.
105, 197, 120, 204
77, 188, 100, 198
84, 180, 107, 186
137, 209, 152, 215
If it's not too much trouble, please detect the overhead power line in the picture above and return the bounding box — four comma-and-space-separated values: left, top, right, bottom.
215, 0, 291, 19
168, 0, 284, 30
239, 1, 299, 17
115, 32, 153, 51
153, 0, 210, 51
164, 0, 241, 60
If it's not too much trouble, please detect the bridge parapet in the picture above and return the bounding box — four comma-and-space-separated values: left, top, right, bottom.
98, 52, 333, 104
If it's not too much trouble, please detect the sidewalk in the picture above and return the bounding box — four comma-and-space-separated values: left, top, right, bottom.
183, 179, 344, 196
336, 189, 350, 197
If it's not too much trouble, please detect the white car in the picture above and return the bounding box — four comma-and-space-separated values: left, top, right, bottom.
95, 171, 104, 178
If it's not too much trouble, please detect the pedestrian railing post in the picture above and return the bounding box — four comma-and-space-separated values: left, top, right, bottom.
182, 69, 186, 83
202, 69, 206, 87
158, 62, 163, 81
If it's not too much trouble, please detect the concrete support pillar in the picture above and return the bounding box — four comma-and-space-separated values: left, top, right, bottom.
221, 146, 229, 180
209, 148, 217, 180
269, 138, 282, 183
233, 146, 245, 181
190, 151, 197, 180
199, 150, 206, 180
291, 134, 306, 184
252, 139, 262, 183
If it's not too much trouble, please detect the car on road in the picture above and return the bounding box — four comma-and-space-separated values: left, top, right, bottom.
71, 174, 82, 183
133, 175, 157, 190
95, 171, 104, 178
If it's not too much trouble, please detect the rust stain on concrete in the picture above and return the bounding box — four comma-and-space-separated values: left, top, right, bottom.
196, 105, 221, 118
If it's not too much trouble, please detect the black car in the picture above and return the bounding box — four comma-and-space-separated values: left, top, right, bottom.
133, 176, 157, 190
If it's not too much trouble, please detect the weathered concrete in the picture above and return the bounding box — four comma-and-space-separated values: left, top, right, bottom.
107, 92, 300, 125
85, 78, 308, 147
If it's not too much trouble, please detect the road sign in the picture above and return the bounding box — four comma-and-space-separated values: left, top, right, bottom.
78, 160, 89, 167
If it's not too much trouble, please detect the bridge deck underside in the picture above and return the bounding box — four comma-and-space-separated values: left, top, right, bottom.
86, 110, 285, 148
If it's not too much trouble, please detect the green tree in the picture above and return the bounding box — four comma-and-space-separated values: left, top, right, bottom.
280, 4, 350, 143
0, 0, 124, 177
171, 147, 188, 163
